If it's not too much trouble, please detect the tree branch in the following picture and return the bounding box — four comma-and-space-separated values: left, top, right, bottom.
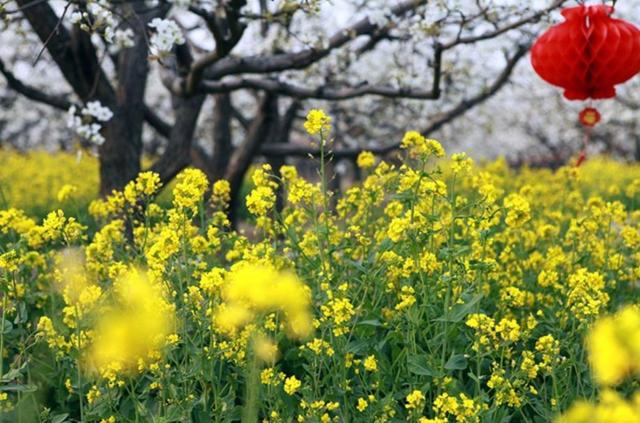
0, 56, 172, 138
0, 58, 73, 110
15, 0, 116, 104
259, 43, 529, 159
421, 43, 529, 135
209, 93, 234, 181
149, 94, 206, 184
199, 0, 427, 82
441, 0, 567, 49
143, 107, 172, 137
185, 0, 247, 94
199, 76, 441, 100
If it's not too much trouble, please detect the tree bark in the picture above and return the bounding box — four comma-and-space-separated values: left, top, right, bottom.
267, 100, 299, 212
150, 94, 206, 184
210, 93, 234, 181
99, 4, 162, 194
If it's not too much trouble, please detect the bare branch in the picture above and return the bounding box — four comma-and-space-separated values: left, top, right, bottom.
231, 104, 251, 129
442, 0, 567, 49
199, 0, 427, 82
185, 0, 247, 94
421, 43, 530, 135
1, 55, 172, 138
260, 43, 529, 159
143, 107, 172, 137
0, 58, 73, 110
15, 0, 117, 104
199, 76, 440, 100
210, 93, 234, 181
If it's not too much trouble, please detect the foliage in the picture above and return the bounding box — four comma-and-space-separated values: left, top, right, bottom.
2, 115, 640, 422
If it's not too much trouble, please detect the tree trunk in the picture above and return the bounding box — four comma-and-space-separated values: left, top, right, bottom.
151, 94, 206, 185
98, 4, 157, 195
211, 94, 234, 181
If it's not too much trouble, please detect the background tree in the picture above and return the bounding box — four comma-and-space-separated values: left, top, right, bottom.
0, 0, 578, 218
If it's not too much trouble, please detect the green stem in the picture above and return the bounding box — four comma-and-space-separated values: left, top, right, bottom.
242, 350, 260, 423
75, 305, 84, 422
0, 295, 6, 379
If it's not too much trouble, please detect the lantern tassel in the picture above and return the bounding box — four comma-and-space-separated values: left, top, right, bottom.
576, 127, 590, 167
575, 107, 601, 167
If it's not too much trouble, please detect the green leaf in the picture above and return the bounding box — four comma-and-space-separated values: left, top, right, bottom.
0, 384, 37, 392
2, 362, 28, 382
440, 245, 471, 259
444, 353, 468, 371
407, 355, 440, 377
358, 319, 383, 327
435, 293, 483, 323
50, 413, 69, 423
163, 405, 184, 422
347, 340, 369, 354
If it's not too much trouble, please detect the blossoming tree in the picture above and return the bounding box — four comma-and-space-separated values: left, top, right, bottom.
1, 0, 568, 212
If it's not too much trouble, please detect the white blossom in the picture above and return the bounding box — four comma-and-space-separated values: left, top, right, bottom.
109, 29, 136, 53
83, 101, 114, 122
104, 26, 115, 43
86, 1, 116, 29
367, 8, 392, 28
66, 101, 113, 146
70, 11, 83, 25
148, 18, 185, 56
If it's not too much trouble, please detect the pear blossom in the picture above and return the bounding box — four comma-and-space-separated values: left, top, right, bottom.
148, 18, 185, 56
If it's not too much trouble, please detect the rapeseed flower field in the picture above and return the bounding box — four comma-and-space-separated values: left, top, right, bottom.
1, 110, 640, 422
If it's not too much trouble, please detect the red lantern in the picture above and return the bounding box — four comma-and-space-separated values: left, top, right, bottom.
531, 5, 640, 101
531, 4, 640, 166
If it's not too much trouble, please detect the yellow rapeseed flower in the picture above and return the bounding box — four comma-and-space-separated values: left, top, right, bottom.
214, 262, 313, 339
587, 306, 640, 386
86, 269, 175, 383
364, 355, 378, 372
304, 109, 331, 135
357, 151, 376, 169
406, 389, 425, 410
284, 375, 301, 395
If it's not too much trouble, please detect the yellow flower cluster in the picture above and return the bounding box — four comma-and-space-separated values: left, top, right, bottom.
432, 392, 485, 422
503, 193, 531, 227
357, 151, 376, 169
303, 109, 332, 135
246, 164, 277, 219
172, 168, 208, 211
0, 149, 98, 215
401, 130, 445, 159
586, 306, 640, 386
556, 390, 640, 423
6, 115, 640, 421
87, 268, 176, 384
214, 262, 313, 339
